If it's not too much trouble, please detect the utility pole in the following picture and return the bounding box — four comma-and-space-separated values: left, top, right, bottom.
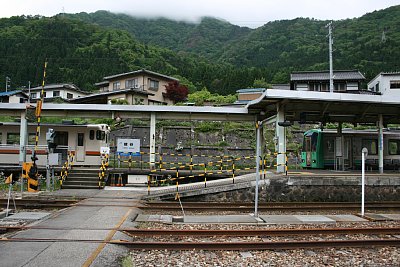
5, 76, 10, 92
28, 81, 31, 103
326, 22, 334, 93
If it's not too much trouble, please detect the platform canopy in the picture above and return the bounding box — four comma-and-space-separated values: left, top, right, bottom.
247, 89, 400, 125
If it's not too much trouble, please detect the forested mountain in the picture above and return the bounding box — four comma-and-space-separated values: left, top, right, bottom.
0, 15, 257, 94
1, 5, 400, 95
67, 11, 251, 60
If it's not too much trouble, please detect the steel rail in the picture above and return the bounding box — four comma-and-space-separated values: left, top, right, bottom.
122, 227, 400, 237
116, 239, 400, 250
142, 205, 400, 211
2, 226, 399, 236
0, 237, 399, 250
144, 201, 400, 207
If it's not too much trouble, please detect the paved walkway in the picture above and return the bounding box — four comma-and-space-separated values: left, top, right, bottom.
136, 213, 400, 224
0, 190, 144, 267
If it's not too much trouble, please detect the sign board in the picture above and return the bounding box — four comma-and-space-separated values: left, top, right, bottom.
100, 146, 110, 155
48, 153, 61, 166
117, 138, 140, 155
128, 174, 147, 185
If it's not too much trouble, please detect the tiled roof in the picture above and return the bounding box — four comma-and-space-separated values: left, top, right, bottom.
28, 84, 89, 94
103, 69, 179, 81
69, 88, 154, 103
291, 70, 365, 81
0, 90, 28, 97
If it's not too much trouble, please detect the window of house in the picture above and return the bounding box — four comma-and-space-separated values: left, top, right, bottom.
309, 83, 320, 91
148, 79, 159, 90
67, 93, 73, 99
362, 139, 378, 155
28, 133, 36, 145
126, 79, 139, 89
375, 82, 380, 92
0, 133, 2, 144
388, 140, 400, 155
43, 92, 47, 98
334, 83, 346, 92
30, 92, 37, 99
320, 83, 329, 91
113, 81, 121, 90
53, 91, 60, 97
134, 98, 144, 105
7, 133, 20, 145
390, 80, 400, 89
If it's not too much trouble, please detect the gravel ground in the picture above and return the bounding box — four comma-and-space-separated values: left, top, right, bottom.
129, 246, 399, 266
128, 219, 400, 266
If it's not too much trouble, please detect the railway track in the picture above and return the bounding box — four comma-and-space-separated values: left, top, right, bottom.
143, 201, 400, 211
2, 226, 399, 236
0, 198, 78, 209
1, 198, 400, 211
0, 237, 399, 251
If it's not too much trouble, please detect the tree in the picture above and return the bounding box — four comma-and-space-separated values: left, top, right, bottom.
164, 80, 189, 103
253, 77, 272, 88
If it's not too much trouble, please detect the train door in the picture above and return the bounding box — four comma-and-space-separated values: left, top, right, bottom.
344, 137, 352, 169
76, 132, 85, 162
54, 131, 68, 163
305, 136, 311, 166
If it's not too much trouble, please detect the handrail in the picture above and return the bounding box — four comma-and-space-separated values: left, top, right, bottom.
59, 151, 74, 188
98, 154, 109, 189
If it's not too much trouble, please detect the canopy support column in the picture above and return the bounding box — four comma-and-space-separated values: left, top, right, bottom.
378, 114, 384, 174
276, 104, 286, 173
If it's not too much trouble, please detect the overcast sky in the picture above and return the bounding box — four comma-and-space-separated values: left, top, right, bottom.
1, 0, 399, 28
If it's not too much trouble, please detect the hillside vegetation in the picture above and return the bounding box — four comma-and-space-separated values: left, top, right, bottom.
1, 5, 399, 94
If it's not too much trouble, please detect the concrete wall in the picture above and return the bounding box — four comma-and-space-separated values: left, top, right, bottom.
183, 176, 400, 202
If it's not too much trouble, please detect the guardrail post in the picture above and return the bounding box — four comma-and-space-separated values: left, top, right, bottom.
128, 153, 132, 171
232, 158, 235, 184
285, 154, 288, 176
190, 154, 193, 175
147, 175, 150, 195
204, 163, 207, 188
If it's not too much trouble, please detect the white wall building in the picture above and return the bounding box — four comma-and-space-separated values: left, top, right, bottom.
368, 72, 400, 96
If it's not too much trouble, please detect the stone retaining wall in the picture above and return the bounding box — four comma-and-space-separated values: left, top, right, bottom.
182, 176, 400, 202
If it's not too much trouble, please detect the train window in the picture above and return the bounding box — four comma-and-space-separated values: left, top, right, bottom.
89, 130, 95, 140
311, 132, 318, 152
362, 139, 378, 155
55, 131, 68, 146
96, 130, 105, 140
388, 140, 400, 155
7, 133, 20, 145
78, 133, 84, 146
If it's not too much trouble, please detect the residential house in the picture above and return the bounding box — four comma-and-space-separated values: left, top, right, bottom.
290, 70, 366, 92
0, 90, 28, 103
27, 84, 89, 102
368, 72, 400, 96
90, 69, 178, 105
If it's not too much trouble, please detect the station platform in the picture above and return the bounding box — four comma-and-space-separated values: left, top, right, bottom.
135, 213, 400, 224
